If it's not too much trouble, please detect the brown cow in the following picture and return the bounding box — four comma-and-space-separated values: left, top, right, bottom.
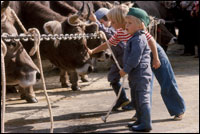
1, 1, 40, 103
8, 1, 102, 91
48, 1, 114, 85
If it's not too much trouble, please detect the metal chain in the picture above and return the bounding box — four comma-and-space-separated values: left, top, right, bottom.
1, 32, 101, 43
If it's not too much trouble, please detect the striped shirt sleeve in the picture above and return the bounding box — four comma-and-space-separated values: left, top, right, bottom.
108, 29, 153, 46
108, 28, 132, 46
145, 31, 153, 41
108, 30, 121, 46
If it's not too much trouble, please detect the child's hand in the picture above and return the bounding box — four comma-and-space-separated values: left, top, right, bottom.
153, 58, 161, 69
87, 48, 93, 55
89, 13, 97, 22
119, 69, 126, 77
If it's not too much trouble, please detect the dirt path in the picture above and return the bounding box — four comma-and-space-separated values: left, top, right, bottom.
3, 44, 199, 133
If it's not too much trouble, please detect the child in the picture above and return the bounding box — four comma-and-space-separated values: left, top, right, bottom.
119, 7, 152, 132
94, 8, 111, 28
91, 8, 134, 111
88, 5, 185, 122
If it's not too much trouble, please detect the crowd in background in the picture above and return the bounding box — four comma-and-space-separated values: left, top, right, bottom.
178, 1, 199, 57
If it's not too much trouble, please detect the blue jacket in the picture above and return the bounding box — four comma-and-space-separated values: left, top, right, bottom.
123, 30, 151, 74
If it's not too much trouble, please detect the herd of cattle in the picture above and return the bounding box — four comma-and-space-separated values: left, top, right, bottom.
1, 1, 184, 103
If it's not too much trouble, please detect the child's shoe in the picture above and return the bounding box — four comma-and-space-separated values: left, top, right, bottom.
127, 121, 140, 128
112, 99, 130, 111
122, 102, 135, 111
174, 112, 184, 121
130, 124, 152, 132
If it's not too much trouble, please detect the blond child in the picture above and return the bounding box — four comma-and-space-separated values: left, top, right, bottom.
120, 8, 152, 132
90, 8, 134, 111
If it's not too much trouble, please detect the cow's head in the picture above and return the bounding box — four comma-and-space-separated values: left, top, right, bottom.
43, 6, 98, 74
84, 21, 111, 62
1, 3, 40, 88
156, 24, 177, 46
148, 17, 177, 47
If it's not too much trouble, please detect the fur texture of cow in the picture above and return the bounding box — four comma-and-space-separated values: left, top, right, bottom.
1, 2, 40, 103
8, 1, 102, 90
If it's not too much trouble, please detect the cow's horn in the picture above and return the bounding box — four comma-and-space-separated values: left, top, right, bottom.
86, 3, 91, 20
77, 1, 85, 16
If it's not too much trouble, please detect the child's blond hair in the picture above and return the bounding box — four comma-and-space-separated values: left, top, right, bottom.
107, 5, 129, 24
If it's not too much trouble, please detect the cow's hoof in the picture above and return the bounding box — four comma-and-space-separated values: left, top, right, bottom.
20, 94, 26, 100
81, 78, 89, 82
25, 97, 38, 103
71, 86, 81, 91
61, 83, 70, 88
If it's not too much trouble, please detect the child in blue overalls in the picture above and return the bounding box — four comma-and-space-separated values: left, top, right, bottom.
119, 8, 152, 132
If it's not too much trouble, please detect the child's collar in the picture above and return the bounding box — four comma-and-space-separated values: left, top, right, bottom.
129, 30, 145, 40
133, 30, 145, 36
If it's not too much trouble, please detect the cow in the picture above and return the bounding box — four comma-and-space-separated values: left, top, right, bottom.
130, 1, 177, 51
64, 1, 113, 14
45, 1, 111, 86
1, 1, 40, 103
49, 1, 79, 17
8, 1, 102, 91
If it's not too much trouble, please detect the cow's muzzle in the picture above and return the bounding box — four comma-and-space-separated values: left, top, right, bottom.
87, 65, 93, 74
76, 63, 94, 75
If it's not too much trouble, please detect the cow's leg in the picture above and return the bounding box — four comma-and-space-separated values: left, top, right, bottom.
68, 69, 80, 91
60, 69, 70, 88
80, 74, 89, 82
91, 57, 98, 72
6, 85, 18, 93
17, 86, 38, 103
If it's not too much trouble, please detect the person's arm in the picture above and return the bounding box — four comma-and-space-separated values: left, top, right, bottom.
88, 42, 109, 55
148, 37, 161, 69
88, 27, 121, 55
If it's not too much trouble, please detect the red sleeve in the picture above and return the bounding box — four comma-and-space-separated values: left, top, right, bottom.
145, 31, 152, 41
108, 31, 120, 46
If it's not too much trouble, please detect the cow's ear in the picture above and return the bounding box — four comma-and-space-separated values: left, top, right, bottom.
43, 21, 62, 48
43, 21, 62, 34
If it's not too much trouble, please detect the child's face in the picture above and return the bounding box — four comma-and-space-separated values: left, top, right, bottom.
99, 19, 111, 28
125, 16, 140, 35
